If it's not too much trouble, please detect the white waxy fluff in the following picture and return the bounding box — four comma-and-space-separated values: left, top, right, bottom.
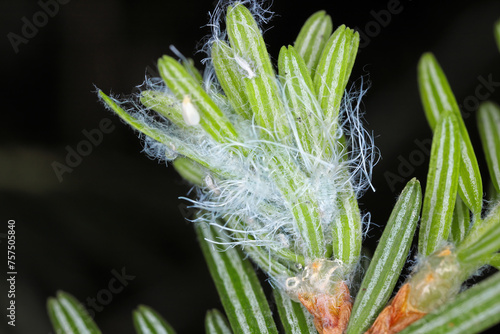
101, 0, 378, 284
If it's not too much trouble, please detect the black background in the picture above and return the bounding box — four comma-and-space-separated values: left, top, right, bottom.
1, 0, 500, 333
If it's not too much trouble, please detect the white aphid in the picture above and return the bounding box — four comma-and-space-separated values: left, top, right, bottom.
204, 174, 221, 195
181, 95, 201, 126
234, 54, 256, 79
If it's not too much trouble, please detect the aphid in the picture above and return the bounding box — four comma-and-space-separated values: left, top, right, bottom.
234, 54, 256, 79
204, 174, 221, 196
181, 95, 201, 126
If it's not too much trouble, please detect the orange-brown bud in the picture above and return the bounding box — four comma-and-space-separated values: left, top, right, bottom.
366, 283, 426, 334
298, 281, 352, 334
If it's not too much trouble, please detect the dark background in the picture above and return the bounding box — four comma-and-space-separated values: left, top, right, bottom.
1, 0, 500, 333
